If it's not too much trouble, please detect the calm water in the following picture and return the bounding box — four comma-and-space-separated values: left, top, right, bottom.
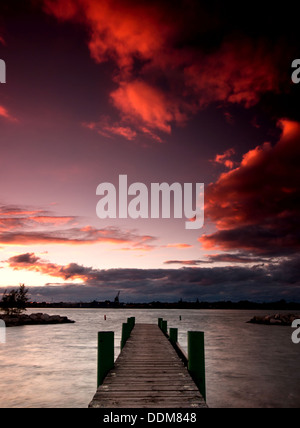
0, 308, 299, 408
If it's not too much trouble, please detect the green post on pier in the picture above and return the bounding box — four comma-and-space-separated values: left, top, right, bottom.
188, 331, 206, 401
161, 320, 168, 335
169, 327, 178, 344
127, 317, 135, 331
121, 322, 131, 349
97, 331, 114, 387
121, 317, 135, 349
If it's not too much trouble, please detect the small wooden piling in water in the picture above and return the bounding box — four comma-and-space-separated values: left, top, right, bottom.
89, 319, 207, 408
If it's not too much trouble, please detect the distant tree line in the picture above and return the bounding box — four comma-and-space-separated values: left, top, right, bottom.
26, 298, 300, 310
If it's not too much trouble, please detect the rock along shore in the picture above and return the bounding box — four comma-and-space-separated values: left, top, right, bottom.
0, 312, 75, 327
247, 313, 300, 326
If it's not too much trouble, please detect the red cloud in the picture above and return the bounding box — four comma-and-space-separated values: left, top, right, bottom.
185, 38, 281, 108
164, 243, 192, 249
0, 204, 156, 249
43, 1, 284, 141
110, 80, 186, 135
29, 216, 76, 225
103, 125, 137, 141
0, 105, 17, 122
7, 253, 91, 281
0, 207, 76, 230
0, 218, 24, 230
200, 119, 300, 255
0, 226, 156, 248
43, 0, 174, 68
83, 116, 137, 141
0, 206, 45, 217
213, 148, 236, 169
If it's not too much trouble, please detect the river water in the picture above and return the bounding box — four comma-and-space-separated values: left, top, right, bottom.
0, 308, 299, 408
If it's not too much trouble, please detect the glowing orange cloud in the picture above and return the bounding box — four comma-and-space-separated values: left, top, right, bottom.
200, 119, 300, 255
213, 148, 236, 169
164, 243, 192, 249
0, 105, 17, 122
43, 1, 283, 141
110, 80, 186, 135
7, 253, 90, 282
43, 0, 171, 69
83, 117, 137, 141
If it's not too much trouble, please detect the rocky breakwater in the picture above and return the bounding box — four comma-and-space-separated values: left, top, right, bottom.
248, 313, 300, 326
0, 312, 75, 327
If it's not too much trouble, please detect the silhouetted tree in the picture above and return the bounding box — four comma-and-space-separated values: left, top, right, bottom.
0, 284, 29, 315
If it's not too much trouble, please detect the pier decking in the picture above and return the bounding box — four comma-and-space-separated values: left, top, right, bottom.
89, 323, 207, 408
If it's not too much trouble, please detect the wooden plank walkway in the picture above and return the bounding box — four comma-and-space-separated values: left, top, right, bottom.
89, 323, 207, 408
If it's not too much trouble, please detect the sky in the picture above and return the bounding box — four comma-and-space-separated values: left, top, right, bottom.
0, 0, 299, 303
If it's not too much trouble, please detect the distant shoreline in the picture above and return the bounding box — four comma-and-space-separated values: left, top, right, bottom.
25, 300, 300, 311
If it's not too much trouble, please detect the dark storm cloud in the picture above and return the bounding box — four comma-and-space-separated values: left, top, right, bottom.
4, 252, 300, 302
201, 120, 300, 257
164, 253, 269, 265
9, 252, 40, 264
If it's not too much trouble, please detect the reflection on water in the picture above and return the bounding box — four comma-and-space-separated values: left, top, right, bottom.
0, 308, 299, 408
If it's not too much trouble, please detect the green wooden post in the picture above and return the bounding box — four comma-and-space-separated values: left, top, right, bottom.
169, 328, 178, 344
121, 322, 131, 349
188, 331, 206, 401
158, 318, 163, 329
127, 317, 135, 331
161, 320, 168, 335
97, 331, 114, 387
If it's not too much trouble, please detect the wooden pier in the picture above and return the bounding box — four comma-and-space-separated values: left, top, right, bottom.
89, 323, 207, 408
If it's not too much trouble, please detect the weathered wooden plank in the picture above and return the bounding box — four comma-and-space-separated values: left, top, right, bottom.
90, 398, 205, 409
100, 385, 199, 392
94, 389, 201, 396
89, 323, 207, 408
